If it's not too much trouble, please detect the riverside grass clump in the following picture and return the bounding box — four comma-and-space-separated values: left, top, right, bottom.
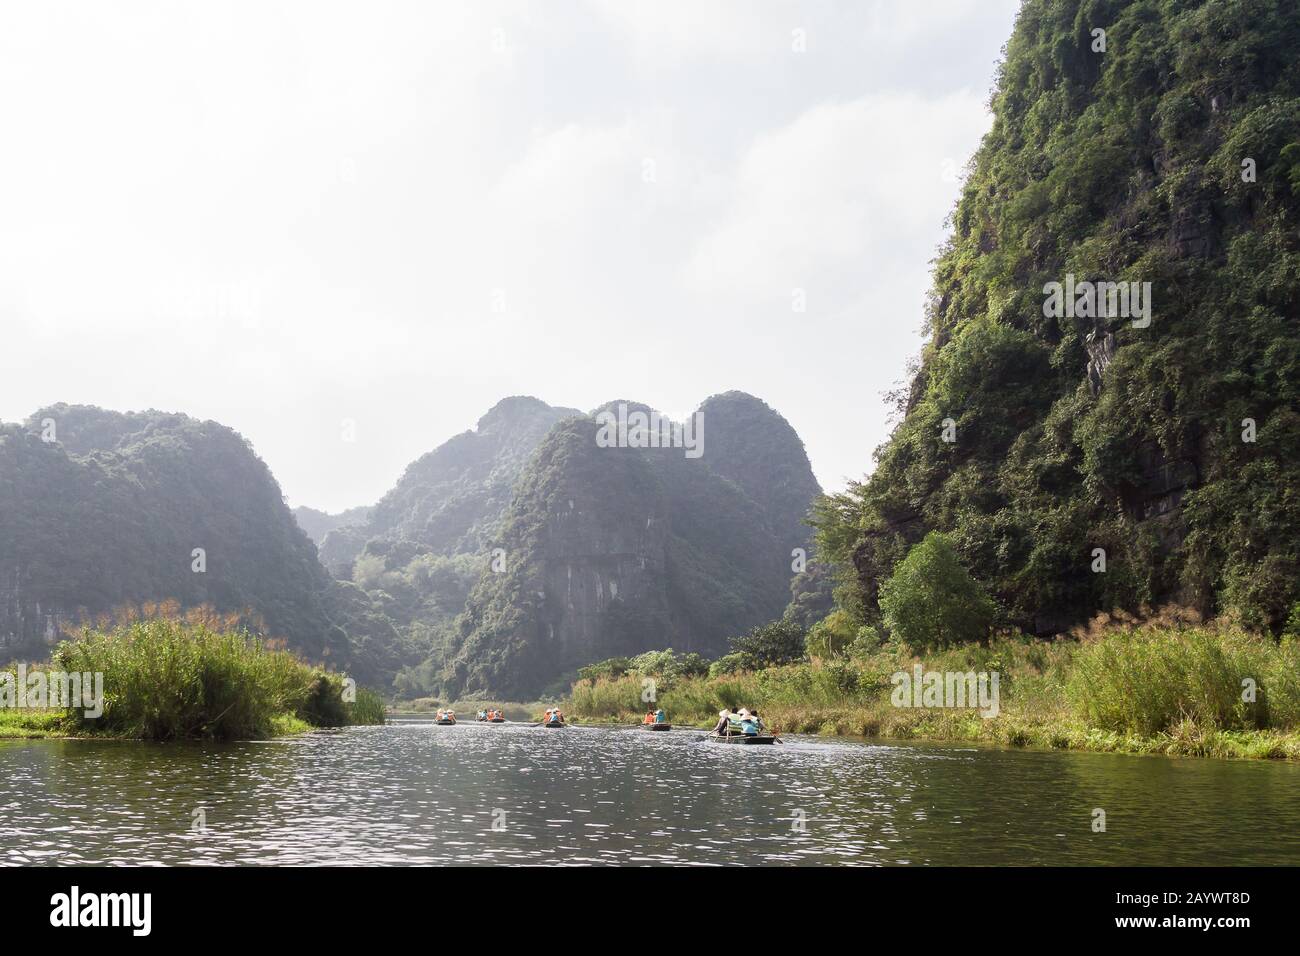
6, 614, 387, 740
564, 621, 1300, 760
1065, 623, 1300, 737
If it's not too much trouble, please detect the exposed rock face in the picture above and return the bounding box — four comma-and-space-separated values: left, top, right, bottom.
443, 393, 821, 698
1084, 323, 1117, 395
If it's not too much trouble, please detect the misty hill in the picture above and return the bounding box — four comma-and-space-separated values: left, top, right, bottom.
428, 392, 821, 698
305, 396, 582, 577
293, 504, 372, 547
815, 0, 1300, 635
0, 404, 351, 667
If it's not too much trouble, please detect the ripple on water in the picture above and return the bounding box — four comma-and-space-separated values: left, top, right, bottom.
3, 724, 1300, 865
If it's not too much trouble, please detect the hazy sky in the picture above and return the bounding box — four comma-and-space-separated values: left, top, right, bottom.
0, 0, 1021, 513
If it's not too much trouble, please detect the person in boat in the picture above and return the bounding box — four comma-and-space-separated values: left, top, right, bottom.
654, 707, 666, 724
712, 708, 733, 736
642, 711, 653, 725
740, 710, 760, 736
749, 710, 764, 732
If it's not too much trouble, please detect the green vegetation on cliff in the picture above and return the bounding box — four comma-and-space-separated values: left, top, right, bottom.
812, 0, 1300, 637
0, 405, 353, 671
424, 393, 822, 699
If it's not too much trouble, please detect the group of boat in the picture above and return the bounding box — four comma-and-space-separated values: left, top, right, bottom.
429, 705, 776, 743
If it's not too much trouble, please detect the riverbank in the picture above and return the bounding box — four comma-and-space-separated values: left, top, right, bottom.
1, 615, 385, 740
564, 622, 1300, 760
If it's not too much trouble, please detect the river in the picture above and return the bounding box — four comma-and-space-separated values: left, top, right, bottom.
3, 717, 1299, 865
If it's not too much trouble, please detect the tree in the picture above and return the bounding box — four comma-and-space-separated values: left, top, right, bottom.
879, 532, 995, 651
729, 619, 806, 670
805, 609, 856, 660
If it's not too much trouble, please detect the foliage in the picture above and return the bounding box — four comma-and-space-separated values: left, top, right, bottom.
728, 619, 807, 670
0, 406, 354, 672
1066, 624, 1300, 735
563, 622, 1300, 759
879, 533, 997, 651
433, 394, 821, 698
812, 0, 1300, 636
42, 614, 364, 739
805, 609, 858, 659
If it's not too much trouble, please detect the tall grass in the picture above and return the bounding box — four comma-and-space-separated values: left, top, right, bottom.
349, 687, 388, 725
563, 623, 1300, 758
1066, 625, 1300, 735
30, 617, 381, 739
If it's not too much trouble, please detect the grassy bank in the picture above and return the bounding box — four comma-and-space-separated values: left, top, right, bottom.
564, 622, 1300, 760
391, 698, 547, 721
1, 616, 387, 741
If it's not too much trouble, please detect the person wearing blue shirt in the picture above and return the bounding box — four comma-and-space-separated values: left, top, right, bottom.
654, 708, 666, 724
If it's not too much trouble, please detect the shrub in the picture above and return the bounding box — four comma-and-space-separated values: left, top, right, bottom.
50, 617, 358, 740
729, 620, 806, 669
879, 532, 996, 651
708, 653, 747, 678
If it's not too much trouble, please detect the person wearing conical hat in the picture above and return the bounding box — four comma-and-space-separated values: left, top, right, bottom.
712, 708, 732, 737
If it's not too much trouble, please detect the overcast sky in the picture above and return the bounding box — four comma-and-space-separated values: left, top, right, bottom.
0, 0, 1021, 513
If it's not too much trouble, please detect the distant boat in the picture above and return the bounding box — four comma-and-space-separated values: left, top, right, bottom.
543, 720, 565, 728
708, 734, 775, 745
489, 716, 506, 723
644, 723, 672, 731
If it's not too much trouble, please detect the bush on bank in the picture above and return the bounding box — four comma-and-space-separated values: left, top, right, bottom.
3, 617, 385, 740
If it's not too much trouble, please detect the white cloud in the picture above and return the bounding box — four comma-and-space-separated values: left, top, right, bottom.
0, 0, 1020, 511
688, 90, 990, 298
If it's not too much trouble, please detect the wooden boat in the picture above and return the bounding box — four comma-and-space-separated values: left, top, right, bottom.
489, 717, 506, 723
435, 718, 456, 725
707, 734, 775, 745
543, 720, 565, 728
645, 723, 672, 731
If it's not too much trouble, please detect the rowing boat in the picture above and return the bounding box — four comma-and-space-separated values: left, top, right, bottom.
435, 718, 456, 725
707, 734, 775, 745
644, 723, 672, 731
488, 717, 506, 723
543, 720, 565, 728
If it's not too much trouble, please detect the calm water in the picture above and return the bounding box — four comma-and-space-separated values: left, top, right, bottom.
3, 717, 1299, 865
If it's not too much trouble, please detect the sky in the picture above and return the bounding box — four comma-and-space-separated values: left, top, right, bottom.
0, 0, 1022, 513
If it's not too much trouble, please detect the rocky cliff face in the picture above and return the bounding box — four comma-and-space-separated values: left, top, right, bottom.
440, 394, 820, 698
818, 0, 1300, 636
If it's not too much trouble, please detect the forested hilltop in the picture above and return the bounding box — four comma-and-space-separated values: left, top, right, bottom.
813, 0, 1300, 639
312, 392, 824, 699
1, 393, 824, 698
0, 405, 353, 670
